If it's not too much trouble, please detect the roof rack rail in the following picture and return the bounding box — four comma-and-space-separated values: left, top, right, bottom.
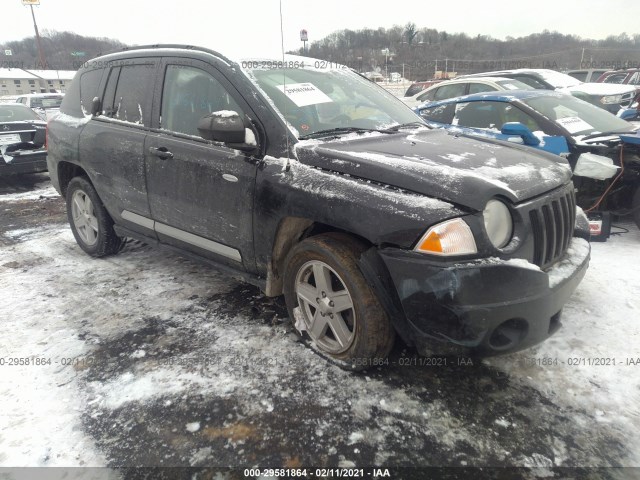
109, 44, 235, 65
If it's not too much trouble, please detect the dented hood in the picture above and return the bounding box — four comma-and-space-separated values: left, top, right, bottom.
294, 129, 572, 211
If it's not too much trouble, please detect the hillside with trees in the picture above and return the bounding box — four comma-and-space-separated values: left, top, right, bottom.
292, 24, 640, 80
0, 31, 126, 70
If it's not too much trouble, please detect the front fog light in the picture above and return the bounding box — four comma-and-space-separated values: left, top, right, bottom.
415, 218, 477, 256
484, 199, 513, 248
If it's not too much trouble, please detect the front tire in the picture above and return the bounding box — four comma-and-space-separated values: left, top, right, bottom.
66, 176, 123, 257
283, 233, 395, 370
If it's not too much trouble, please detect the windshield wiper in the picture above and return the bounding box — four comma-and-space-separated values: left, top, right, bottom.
299, 127, 392, 140
580, 130, 635, 141
386, 121, 429, 131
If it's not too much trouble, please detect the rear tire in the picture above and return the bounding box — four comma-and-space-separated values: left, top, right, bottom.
66, 176, 123, 257
283, 232, 395, 370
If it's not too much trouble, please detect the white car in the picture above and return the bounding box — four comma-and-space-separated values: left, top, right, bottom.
401, 77, 534, 108
15, 93, 64, 120
456, 69, 637, 115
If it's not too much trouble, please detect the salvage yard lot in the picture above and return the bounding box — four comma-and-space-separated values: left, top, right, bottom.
1, 174, 639, 472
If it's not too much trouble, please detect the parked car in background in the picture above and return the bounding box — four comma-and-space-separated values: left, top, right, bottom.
415, 90, 640, 229
47, 45, 590, 367
0, 103, 47, 175
15, 93, 64, 120
401, 76, 534, 108
565, 69, 609, 83
403, 79, 443, 97
458, 69, 637, 115
0, 95, 19, 104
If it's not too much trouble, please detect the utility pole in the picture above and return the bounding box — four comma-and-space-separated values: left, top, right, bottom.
23, 0, 46, 69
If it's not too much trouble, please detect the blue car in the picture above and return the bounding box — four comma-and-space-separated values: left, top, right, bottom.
414, 90, 640, 228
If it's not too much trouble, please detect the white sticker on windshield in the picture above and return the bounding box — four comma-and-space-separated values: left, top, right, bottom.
555, 116, 593, 134
276, 83, 333, 107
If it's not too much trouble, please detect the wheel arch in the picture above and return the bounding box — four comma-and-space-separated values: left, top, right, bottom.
264, 216, 373, 297
57, 161, 90, 197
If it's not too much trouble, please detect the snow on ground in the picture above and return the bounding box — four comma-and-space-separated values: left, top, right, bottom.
485, 224, 640, 464
1, 182, 639, 470
0, 183, 57, 203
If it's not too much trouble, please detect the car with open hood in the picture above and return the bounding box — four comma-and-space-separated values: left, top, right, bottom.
47, 46, 590, 369
415, 90, 640, 230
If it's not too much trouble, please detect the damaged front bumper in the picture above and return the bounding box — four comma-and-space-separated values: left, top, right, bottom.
378, 237, 590, 355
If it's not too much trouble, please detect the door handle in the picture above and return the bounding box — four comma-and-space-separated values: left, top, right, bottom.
148, 147, 174, 159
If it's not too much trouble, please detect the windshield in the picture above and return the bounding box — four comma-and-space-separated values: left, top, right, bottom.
246, 63, 420, 138
0, 105, 41, 121
523, 94, 635, 137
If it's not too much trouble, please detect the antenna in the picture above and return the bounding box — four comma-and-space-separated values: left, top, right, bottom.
280, 0, 291, 172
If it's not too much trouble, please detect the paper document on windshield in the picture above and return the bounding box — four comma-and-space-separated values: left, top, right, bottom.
277, 83, 333, 107
556, 116, 593, 134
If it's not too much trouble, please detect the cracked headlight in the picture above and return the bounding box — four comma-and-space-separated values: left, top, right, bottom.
483, 199, 513, 249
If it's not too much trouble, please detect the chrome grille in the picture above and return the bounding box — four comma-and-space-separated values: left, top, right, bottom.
529, 188, 576, 270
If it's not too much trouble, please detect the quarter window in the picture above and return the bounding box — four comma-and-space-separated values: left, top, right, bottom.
160, 65, 243, 136
80, 69, 103, 113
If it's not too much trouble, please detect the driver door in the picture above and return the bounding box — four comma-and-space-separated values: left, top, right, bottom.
144, 59, 259, 272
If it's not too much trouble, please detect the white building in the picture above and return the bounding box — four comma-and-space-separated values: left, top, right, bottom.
0, 68, 76, 96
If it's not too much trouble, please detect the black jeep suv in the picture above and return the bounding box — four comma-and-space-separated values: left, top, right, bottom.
48, 45, 590, 368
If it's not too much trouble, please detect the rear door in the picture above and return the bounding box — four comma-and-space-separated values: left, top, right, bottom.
78, 60, 157, 235
144, 58, 260, 272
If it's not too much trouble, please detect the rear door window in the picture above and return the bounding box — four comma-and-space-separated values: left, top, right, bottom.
433, 83, 466, 101
103, 64, 155, 125
468, 83, 498, 94
415, 88, 437, 103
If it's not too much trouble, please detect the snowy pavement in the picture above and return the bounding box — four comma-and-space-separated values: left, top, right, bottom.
1, 174, 639, 473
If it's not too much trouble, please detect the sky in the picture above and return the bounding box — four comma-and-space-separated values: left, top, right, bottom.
0, 0, 638, 60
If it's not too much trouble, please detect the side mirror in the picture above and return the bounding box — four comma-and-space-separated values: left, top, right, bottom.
198, 111, 246, 144
501, 122, 540, 146
91, 97, 101, 116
